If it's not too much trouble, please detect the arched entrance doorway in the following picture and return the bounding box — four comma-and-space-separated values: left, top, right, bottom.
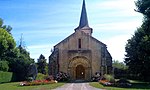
76, 65, 85, 79
68, 56, 91, 80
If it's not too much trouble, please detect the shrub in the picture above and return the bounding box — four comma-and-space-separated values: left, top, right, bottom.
91, 72, 101, 82
99, 79, 113, 86
55, 72, 70, 82
116, 78, 132, 88
46, 75, 54, 81
103, 74, 115, 83
36, 73, 47, 80
0, 61, 9, 72
0, 71, 13, 83
20, 80, 56, 86
27, 77, 34, 82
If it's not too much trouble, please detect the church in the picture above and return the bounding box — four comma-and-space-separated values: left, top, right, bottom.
49, 0, 112, 81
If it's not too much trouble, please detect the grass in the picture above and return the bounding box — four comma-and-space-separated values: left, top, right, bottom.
90, 80, 150, 90
0, 82, 65, 90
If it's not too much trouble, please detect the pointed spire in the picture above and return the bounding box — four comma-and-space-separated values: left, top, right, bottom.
79, 0, 89, 28
75, 0, 93, 35
75, 0, 89, 30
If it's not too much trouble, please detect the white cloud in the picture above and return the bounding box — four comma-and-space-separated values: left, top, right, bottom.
27, 44, 54, 62
103, 34, 132, 62
93, 20, 142, 33
88, 0, 142, 17
91, 0, 135, 10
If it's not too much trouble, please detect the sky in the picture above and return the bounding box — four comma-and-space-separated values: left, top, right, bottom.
0, 0, 143, 62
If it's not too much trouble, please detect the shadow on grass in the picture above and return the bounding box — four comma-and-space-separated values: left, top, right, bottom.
105, 82, 150, 89
130, 83, 150, 89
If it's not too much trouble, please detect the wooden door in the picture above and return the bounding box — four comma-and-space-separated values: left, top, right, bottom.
76, 65, 85, 79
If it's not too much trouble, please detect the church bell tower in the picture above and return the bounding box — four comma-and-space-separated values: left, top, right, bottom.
75, 0, 93, 35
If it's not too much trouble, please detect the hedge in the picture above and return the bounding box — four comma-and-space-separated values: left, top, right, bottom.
0, 71, 13, 83
36, 73, 48, 80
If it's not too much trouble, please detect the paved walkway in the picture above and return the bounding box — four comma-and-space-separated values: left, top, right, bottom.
53, 83, 102, 90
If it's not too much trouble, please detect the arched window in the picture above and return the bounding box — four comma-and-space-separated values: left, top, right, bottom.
78, 39, 81, 48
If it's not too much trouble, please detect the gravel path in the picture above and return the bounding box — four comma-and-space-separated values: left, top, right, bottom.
52, 83, 102, 90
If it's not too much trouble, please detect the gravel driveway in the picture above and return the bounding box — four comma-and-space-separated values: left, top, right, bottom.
53, 83, 102, 90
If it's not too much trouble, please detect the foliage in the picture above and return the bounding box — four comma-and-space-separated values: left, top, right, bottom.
37, 54, 47, 75
103, 74, 115, 83
36, 73, 47, 80
0, 18, 12, 34
91, 72, 101, 81
135, 0, 150, 17
0, 18, 34, 81
46, 75, 54, 81
125, 0, 150, 81
20, 74, 56, 86
7, 45, 34, 81
116, 78, 132, 88
113, 60, 128, 70
99, 79, 113, 86
0, 71, 13, 83
26, 63, 38, 81
55, 72, 70, 82
20, 80, 56, 86
0, 61, 9, 71
113, 60, 128, 79
0, 28, 16, 60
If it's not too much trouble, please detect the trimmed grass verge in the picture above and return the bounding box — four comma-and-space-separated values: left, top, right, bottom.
90, 81, 150, 90
0, 82, 64, 90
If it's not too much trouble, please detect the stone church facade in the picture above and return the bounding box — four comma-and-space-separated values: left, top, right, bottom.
49, 0, 112, 81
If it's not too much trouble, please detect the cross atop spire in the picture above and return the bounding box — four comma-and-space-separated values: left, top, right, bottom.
75, 0, 93, 35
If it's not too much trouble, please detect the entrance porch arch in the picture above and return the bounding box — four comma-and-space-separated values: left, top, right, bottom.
68, 56, 91, 80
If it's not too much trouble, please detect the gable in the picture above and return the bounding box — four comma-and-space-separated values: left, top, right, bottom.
54, 30, 106, 50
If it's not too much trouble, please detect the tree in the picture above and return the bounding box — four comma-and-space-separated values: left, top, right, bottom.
113, 60, 128, 70
125, 0, 150, 81
0, 18, 12, 34
0, 61, 9, 71
113, 60, 128, 79
8, 46, 34, 81
0, 28, 16, 61
37, 54, 47, 75
0, 18, 34, 81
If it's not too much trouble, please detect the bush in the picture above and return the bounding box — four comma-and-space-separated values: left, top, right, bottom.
116, 78, 132, 88
36, 73, 47, 80
0, 61, 9, 72
91, 72, 101, 82
55, 72, 70, 82
103, 74, 115, 83
46, 75, 54, 81
0, 71, 13, 83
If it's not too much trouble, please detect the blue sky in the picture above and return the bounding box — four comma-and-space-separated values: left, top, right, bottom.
0, 0, 143, 62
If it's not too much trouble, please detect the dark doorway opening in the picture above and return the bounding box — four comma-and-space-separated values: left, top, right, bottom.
76, 65, 85, 80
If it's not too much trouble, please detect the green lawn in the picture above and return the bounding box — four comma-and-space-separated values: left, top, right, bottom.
0, 82, 64, 90
90, 81, 150, 90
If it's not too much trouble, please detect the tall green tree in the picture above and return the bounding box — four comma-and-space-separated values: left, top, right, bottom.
0, 18, 34, 81
125, 0, 150, 81
37, 54, 47, 75
0, 18, 12, 34
9, 46, 34, 81
0, 28, 16, 61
